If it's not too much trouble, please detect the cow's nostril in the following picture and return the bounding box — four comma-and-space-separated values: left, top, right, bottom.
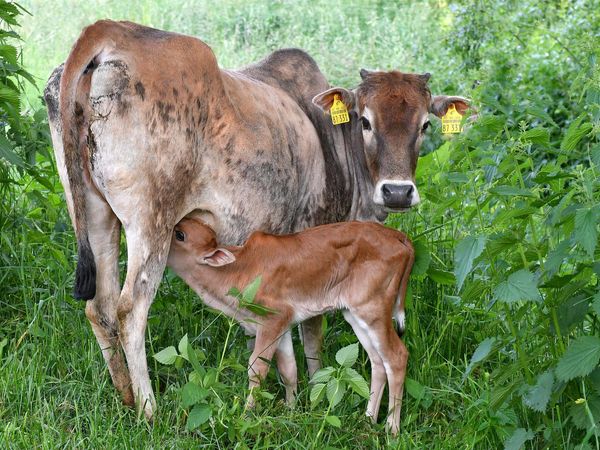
382, 185, 393, 200
406, 184, 414, 198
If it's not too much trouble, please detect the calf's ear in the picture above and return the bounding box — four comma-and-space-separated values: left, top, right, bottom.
431, 95, 471, 117
312, 87, 356, 113
199, 248, 236, 267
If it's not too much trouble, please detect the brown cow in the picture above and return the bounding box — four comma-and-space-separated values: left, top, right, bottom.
44, 19, 468, 419
167, 218, 414, 435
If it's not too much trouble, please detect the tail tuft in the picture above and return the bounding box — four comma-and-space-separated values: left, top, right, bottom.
73, 238, 96, 300
395, 309, 405, 337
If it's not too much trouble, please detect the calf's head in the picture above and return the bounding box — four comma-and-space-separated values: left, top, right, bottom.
168, 219, 236, 271
313, 69, 469, 212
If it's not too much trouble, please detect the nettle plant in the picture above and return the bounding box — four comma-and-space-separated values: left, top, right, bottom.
153, 278, 269, 433
309, 343, 370, 431
406, 68, 600, 446
154, 277, 375, 434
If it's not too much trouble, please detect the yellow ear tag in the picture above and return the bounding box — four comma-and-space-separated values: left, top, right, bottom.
330, 94, 350, 125
441, 104, 463, 134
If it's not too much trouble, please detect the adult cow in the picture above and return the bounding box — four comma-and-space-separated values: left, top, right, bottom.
44, 20, 468, 419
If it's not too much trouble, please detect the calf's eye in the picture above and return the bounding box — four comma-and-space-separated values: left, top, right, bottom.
422, 121, 430, 133
360, 116, 371, 131
175, 230, 185, 241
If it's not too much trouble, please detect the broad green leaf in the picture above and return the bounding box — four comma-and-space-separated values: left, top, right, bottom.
153, 346, 178, 365
0, 134, 26, 168
454, 235, 486, 290
525, 106, 558, 127
242, 276, 262, 302
464, 337, 496, 379
325, 415, 341, 428
186, 403, 211, 431
446, 172, 469, 183
569, 394, 600, 431
178, 334, 189, 360
343, 367, 370, 399
522, 371, 554, 412
427, 267, 456, 286
326, 378, 346, 408
574, 207, 598, 258
493, 270, 541, 303
489, 186, 535, 197
561, 114, 592, 152
335, 343, 359, 368
556, 336, 600, 382
592, 291, 600, 316
181, 381, 209, 408
591, 143, 600, 169
504, 428, 534, 450
545, 240, 571, 276
258, 391, 274, 400
520, 127, 549, 146
411, 239, 431, 277
310, 383, 327, 406
589, 367, 600, 393
475, 114, 505, 132
555, 295, 589, 333
187, 341, 204, 375
405, 377, 426, 401
310, 367, 335, 384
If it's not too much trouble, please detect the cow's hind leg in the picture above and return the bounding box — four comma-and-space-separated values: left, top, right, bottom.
116, 223, 172, 419
300, 315, 323, 377
84, 194, 134, 405
275, 331, 297, 405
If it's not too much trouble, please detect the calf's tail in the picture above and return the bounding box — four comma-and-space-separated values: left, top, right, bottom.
394, 236, 415, 337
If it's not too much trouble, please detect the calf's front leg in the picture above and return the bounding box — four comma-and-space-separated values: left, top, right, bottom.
246, 310, 293, 409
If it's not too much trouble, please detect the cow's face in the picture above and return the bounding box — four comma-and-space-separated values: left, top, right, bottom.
313, 69, 469, 212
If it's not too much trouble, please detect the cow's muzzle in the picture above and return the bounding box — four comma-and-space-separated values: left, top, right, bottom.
373, 180, 420, 210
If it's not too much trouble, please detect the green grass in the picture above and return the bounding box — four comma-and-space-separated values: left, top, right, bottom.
2, 0, 598, 448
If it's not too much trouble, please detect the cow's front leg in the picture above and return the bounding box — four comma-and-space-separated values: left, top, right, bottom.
117, 226, 171, 419
275, 331, 297, 405
300, 315, 323, 377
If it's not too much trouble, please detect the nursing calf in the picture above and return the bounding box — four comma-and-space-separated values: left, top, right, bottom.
167, 218, 415, 434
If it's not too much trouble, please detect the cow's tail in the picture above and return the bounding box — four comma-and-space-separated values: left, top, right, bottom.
59, 20, 120, 300
394, 235, 415, 337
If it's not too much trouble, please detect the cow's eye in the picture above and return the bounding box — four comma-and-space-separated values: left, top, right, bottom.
361, 116, 371, 131
421, 121, 430, 133
175, 230, 185, 241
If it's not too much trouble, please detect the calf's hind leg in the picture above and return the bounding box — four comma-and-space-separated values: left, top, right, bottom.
343, 310, 387, 421
358, 315, 408, 435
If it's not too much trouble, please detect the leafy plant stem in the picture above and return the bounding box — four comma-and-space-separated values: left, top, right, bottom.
313, 401, 333, 446
217, 317, 236, 382
503, 303, 534, 384
550, 307, 566, 354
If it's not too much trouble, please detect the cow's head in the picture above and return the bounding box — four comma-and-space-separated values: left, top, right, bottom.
313, 69, 469, 213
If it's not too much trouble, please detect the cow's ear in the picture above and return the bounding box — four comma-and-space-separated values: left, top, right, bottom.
312, 87, 356, 113
199, 248, 236, 267
431, 95, 471, 117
